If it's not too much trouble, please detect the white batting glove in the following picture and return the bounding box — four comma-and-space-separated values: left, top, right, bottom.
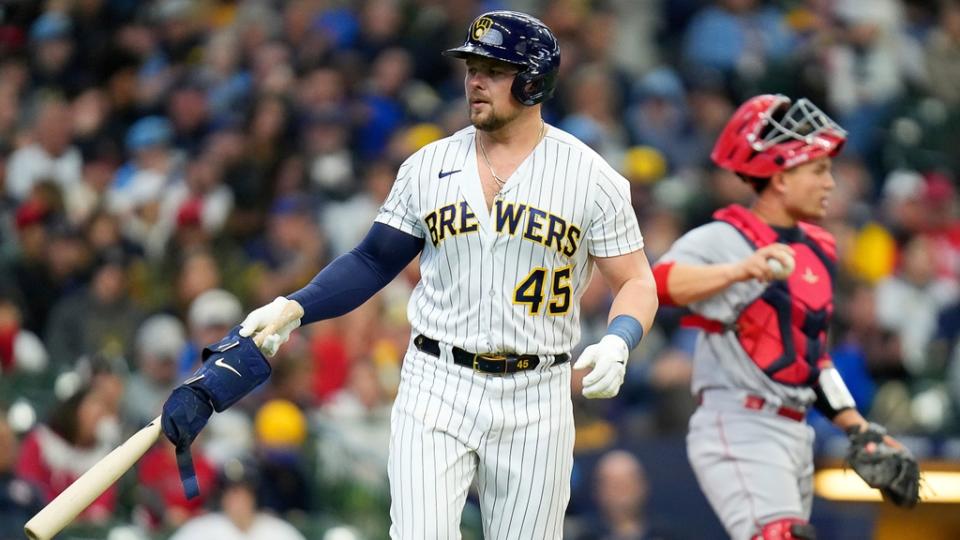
238, 297, 304, 357
574, 335, 629, 399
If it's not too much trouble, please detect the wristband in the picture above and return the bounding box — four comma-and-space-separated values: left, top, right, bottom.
607, 315, 644, 350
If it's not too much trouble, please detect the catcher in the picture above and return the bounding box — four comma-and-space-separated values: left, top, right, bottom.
652, 94, 919, 539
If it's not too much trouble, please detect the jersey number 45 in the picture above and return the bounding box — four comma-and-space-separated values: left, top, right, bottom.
513, 266, 572, 316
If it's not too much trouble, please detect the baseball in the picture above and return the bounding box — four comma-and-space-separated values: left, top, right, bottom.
767, 254, 795, 280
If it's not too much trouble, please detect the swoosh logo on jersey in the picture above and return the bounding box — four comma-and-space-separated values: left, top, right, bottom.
215, 357, 242, 377
183, 374, 205, 385
438, 169, 462, 179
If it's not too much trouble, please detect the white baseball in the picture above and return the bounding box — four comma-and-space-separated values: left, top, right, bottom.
767, 254, 795, 280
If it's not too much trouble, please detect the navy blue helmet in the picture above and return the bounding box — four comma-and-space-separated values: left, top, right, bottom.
444, 11, 561, 106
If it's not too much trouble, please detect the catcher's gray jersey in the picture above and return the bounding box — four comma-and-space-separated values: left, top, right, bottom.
663, 221, 820, 538
376, 124, 643, 355
659, 221, 816, 408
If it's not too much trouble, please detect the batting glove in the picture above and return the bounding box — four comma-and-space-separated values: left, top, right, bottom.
574, 335, 628, 399
238, 297, 304, 356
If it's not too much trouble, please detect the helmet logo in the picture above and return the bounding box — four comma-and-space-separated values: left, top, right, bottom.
472, 17, 494, 40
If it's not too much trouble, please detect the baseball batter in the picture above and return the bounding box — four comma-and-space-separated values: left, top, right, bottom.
228, 11, 657, 539
652, 95, 910, 539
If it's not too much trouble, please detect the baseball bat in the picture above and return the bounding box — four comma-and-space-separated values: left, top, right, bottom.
24, 415, 162, 540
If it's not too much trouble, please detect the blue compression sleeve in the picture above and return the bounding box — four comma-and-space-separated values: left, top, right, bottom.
288, 222, 424, 325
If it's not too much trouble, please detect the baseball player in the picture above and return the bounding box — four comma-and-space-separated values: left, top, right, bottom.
160, 10, 658, 539
652, 95, 918, 540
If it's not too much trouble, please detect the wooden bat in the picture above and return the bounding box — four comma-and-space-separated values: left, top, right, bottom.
24, 415, 162, 540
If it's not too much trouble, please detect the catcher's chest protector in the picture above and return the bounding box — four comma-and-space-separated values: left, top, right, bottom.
688, 204, 836, 386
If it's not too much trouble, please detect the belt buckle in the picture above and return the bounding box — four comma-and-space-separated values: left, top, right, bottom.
473, 352, 507, 374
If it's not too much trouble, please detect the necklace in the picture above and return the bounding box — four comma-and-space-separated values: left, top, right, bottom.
478, 120, 545, 189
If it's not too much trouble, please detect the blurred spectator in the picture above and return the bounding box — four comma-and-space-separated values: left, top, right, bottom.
5, 97, 83, 202
829, 282, 886, 414
626, 68, 699, 171
44, 219, 92, 298
228, 95, 293, 224
947, 332, 960, 425
172, 250, 224, 317
15, 384, 118, 523
316, 359, 392, 492
574, 450, 676, 540
253, 399, 312, 515
84, 209, 141, 261
202, 410, 256, 471
560, 64, 629, 163
824, 0, 915, 156
28, 12, 88, 97
77, 353, 128, 427
0, 295, 48, 376
356, 48, 411, 159
45, 248, 144, 369
246, 195, 323, 304
920, 173, 960, 285
108, 116, 184, 245
2, 198, 57, 333
881, 169, 930, 239
0, 76, 21, 148
266, 334, 317, 408
170, 459, 305, 540
926, 0, 960, 105
0, 410, 44, 532
167, 81, 211, 156
322, 159, 396, 257
682, 0, 795, 91
875, 235, 959, 375
301, 111, 356, 201
148, 155, 234, 260
178, 288, 242, 377
123, 314, 187, 427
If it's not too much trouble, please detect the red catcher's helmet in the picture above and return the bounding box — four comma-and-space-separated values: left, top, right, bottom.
711, 94, 847, 178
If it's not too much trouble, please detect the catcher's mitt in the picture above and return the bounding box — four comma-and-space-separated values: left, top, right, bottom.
845, 423, 920, 508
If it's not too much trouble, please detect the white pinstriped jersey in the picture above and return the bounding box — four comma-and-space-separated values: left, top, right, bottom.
375, 124, 644, 356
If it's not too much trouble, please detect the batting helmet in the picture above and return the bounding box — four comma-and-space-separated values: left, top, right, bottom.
443, 11, 561, 106
711, 94, 847, 178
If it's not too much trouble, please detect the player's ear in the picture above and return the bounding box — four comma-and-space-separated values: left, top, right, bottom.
769, 171, 788, 195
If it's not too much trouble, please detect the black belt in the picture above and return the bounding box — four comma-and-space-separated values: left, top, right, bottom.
414, 334, 569, 375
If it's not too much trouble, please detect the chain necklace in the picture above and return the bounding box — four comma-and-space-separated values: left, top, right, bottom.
477, 120, 545, 190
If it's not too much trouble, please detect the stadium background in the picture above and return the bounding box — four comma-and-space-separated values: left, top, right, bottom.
1, 0, 959, 538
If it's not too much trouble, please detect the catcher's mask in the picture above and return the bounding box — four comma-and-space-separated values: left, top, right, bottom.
711, 94, 846, 178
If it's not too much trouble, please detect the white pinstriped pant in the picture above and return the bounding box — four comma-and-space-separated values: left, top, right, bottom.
388, 342, 574, 539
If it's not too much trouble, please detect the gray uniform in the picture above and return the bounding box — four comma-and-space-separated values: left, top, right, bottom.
659, 221, 817, 539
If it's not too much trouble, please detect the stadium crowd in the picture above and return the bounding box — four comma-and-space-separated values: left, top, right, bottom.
0, 0, 959, 538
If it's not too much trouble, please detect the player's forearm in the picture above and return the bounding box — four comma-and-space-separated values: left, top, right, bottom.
654, 261, 742, 306
608, 274, 658, 335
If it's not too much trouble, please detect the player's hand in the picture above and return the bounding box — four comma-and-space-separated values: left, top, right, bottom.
732, 243, 795, 283
238, 297, 304, 356
574, 335, 628, 399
